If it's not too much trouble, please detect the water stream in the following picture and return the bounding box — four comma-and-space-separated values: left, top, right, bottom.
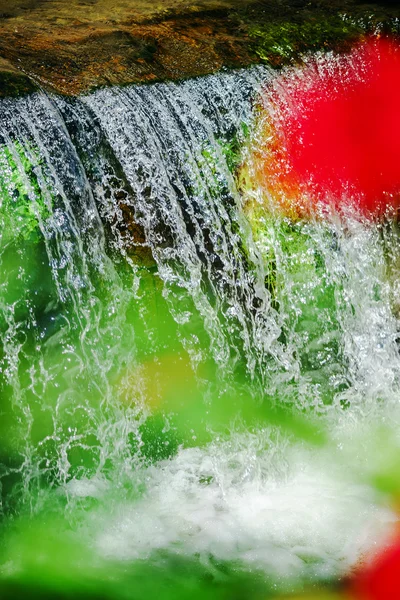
0, 60, 399, 598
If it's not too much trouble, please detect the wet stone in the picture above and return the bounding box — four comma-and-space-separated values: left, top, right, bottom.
0, 0, 399, 96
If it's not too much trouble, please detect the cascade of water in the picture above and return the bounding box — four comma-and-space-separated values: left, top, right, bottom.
79, 68, 288, 385
0, 66, 286, 508
0, 91, 140, 504
0, 59, 400, 591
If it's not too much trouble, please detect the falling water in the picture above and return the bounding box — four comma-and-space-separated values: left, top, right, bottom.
0, 59, 400, 597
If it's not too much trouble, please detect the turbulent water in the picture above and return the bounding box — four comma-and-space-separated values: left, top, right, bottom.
0, 60, 400, 598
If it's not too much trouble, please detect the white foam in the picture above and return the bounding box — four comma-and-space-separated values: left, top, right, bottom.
96, 430, 395, 580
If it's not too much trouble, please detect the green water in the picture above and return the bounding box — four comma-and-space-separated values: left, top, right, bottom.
0, 220, 321, 599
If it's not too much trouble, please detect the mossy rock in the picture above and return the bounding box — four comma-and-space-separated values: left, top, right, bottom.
0, 140, 52, 245
0, 1, 399, 96
0, 71, 37, 99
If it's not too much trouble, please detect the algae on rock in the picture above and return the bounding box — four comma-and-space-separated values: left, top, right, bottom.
0, 141, 53, 245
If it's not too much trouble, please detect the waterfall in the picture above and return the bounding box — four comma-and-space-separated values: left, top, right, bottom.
0, 61, 400, 594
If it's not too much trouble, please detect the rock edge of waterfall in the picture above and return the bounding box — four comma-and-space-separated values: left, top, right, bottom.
0, 0, 399, 97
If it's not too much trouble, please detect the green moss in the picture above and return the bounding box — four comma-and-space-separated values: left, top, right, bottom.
248, 16, 364, 64
232, 1, 400, 68
0, 140, 52, 245
217, 122, 249, 174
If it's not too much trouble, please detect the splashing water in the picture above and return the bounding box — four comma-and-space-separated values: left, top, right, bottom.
0, 55, 400, 599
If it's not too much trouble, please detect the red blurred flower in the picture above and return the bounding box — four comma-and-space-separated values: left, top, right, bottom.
256, 37, 400, 218
350, 539, 400, 600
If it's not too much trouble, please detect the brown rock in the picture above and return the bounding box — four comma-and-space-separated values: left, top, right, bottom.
0, 0, 398, 97
0, 0, 254, 95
